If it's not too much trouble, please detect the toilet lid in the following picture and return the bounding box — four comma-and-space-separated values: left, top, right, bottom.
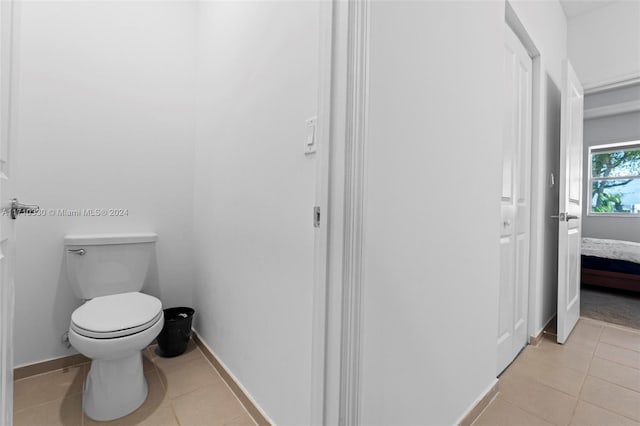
71, 292, 162, 338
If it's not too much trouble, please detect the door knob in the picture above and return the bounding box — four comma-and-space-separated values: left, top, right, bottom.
550, 213, 580, 222
10, 198, 40, 220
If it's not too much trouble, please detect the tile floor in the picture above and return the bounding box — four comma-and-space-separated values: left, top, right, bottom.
13, 340, 257, 426
474, 318, 640, 426
15, 318, 640, 426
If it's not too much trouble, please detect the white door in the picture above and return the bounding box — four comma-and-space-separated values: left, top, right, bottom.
556, 60, 584, 344
497, 25, 532, 374
0, 0, 16, 423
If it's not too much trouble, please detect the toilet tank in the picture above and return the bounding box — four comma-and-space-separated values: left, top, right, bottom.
64, 233, 158, 300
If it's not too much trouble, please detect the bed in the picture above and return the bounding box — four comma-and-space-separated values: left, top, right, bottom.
581, 238, 640, 292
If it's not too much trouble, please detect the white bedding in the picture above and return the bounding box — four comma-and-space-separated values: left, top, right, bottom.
581, 238, 640, 264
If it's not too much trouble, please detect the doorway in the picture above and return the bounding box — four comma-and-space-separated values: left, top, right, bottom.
497, 22, 534, 374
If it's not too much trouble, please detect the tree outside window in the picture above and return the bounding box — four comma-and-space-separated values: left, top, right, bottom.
590, 142, 640, 215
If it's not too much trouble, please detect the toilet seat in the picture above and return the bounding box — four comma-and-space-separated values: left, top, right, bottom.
71, 292, 162, 339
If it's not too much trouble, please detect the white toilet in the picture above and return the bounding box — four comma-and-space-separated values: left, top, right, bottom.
65, 233, 164, 421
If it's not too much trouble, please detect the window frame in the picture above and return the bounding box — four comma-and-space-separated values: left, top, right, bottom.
588, 140, 640, 217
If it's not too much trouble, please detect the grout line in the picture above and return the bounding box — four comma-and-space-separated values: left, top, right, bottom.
482, 319, 640, 426
574, 321, 640, 423
192, 334, 268, 425
496, 321, 600, 424
577, 378, 640, 424
596, 338, 640, 354
592, 352, 640, 371
597, 341, 640, 354
595, 322, 640, 354
469, 392, 498, 426
13, 394, 79, 415
14, 366, 86, 414
486, 394, 552, 426
154, 344, 255, 425
152, 356, 167, 393
13, 362, 89, 383
469, 390, 508, 426
195, 346, 258, 424
504, 366, 582, 400
568, 321, 604, 423
81, 364, 86, 426
581, 317, 640, 336
498, 378, 574, 425
497, 357, 581, 423
586, 360, 640, 395
150, 355, 182, 426
170, 400, 181, 426
577, 399, 640, 425
518, 344, 592, 376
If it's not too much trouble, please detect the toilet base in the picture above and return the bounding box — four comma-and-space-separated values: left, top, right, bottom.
83, 352, 148, 421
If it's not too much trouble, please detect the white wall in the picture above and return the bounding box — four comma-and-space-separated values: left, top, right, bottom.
9, 1, 572, 423
509, 0, 568, 337
13, 1, 196, 367
193, 2, 319, 425
359, 2, 504, 424
567, 1, 640, 86
357, 1, 568, 423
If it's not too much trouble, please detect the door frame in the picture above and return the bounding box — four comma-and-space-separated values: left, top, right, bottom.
0, 0, 16, 423
505, 2, 552, 344
317, 0, 371, 424
337, 0, 369, 424
497, 20, 535, 374
321, 1, 555, 423
309, 1, 334, 425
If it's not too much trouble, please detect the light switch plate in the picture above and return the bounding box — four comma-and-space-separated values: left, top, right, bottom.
305, 116, 317, 155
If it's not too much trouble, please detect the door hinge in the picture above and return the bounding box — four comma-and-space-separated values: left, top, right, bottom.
313, 206, 320, 228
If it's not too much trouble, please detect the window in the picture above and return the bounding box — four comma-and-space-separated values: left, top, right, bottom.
589, 141, 640, 215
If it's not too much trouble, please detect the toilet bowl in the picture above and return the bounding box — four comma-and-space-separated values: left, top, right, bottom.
64, 233, 162, 421
69, 292, 163, 421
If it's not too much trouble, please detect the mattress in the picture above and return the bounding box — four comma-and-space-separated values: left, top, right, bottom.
581, 238, 640, 264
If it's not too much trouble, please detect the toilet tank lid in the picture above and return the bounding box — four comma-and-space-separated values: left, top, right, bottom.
64, 233, 158, 246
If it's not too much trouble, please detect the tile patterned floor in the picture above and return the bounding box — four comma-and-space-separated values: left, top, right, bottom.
474, 318, 640, 426
15, 318, 640, 426
13, 340, 257, 426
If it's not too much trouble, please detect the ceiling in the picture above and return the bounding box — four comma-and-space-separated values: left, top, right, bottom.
559, 0, 618, 19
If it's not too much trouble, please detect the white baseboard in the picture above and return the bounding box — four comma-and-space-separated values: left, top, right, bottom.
192, 329, 274, 426
456, 378, 499, 426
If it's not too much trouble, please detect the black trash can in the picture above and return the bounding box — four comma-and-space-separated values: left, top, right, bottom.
156, 307, 195, 357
